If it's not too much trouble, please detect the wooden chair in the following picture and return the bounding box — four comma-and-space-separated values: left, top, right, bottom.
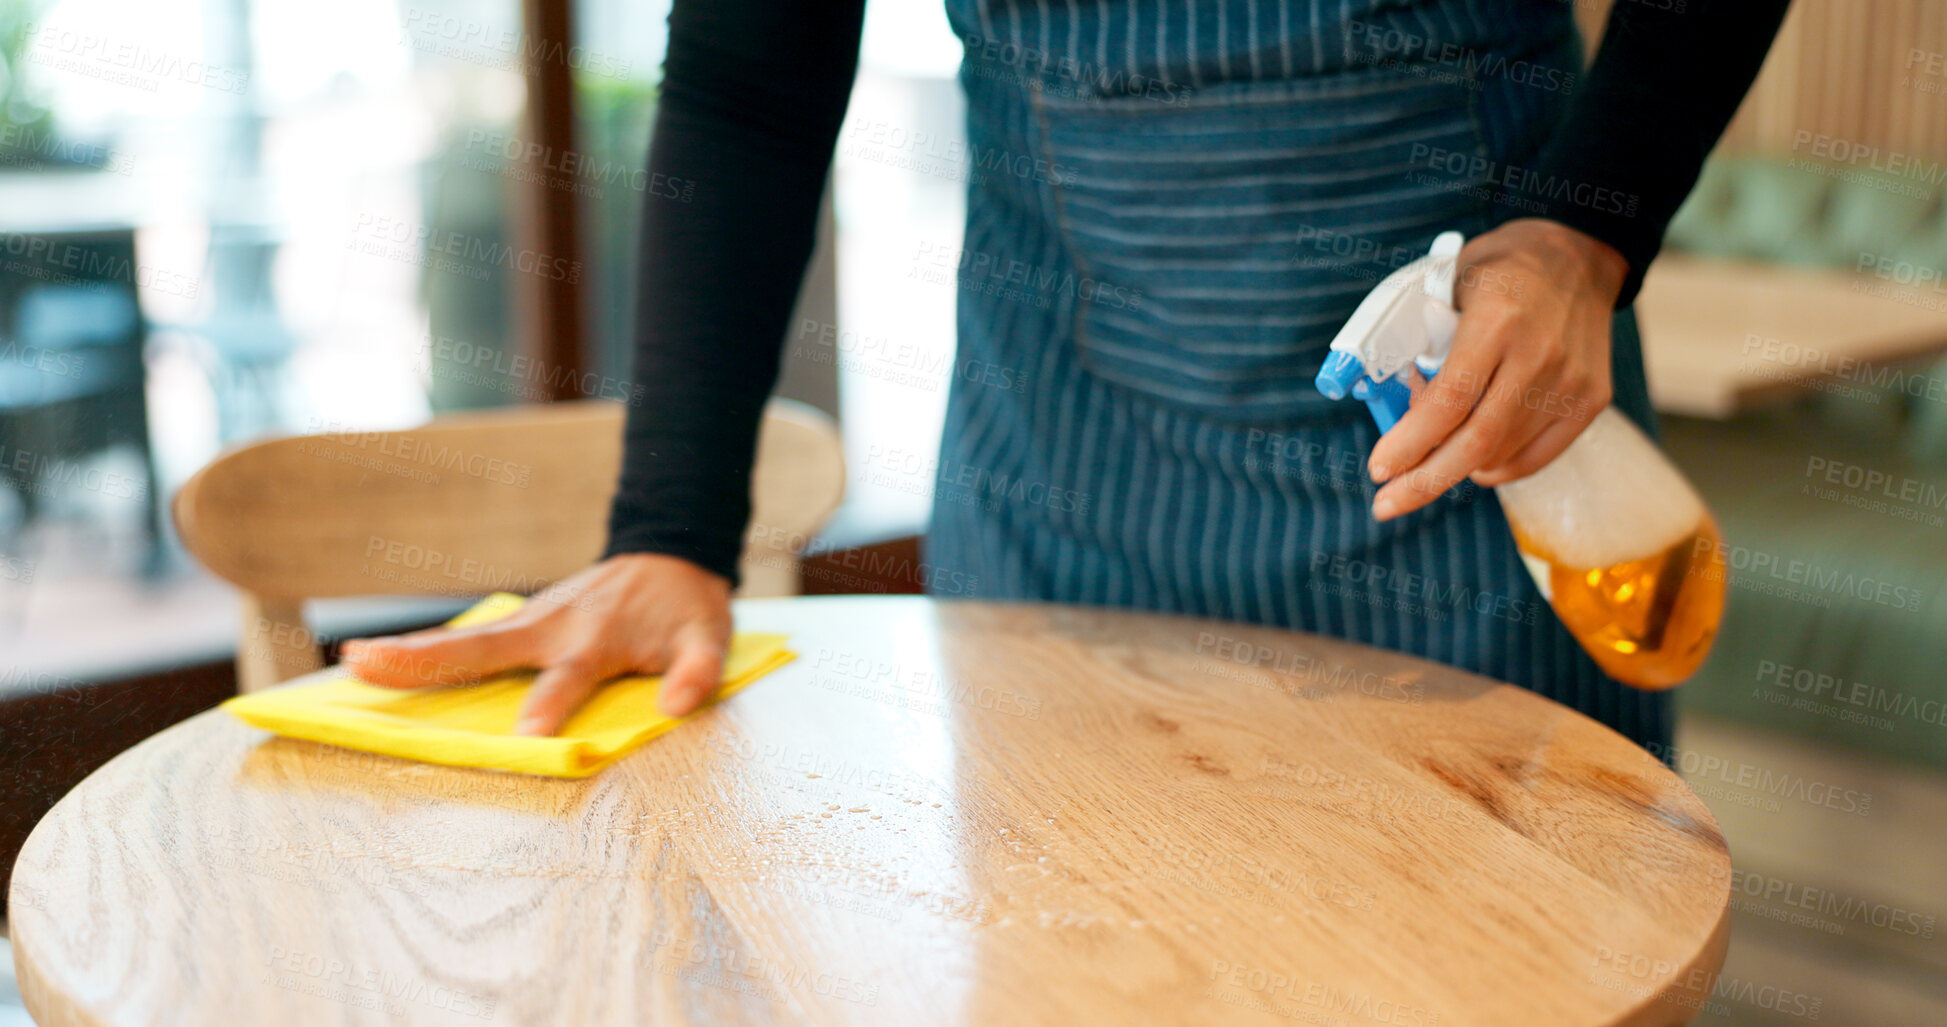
173, 398, 845, 693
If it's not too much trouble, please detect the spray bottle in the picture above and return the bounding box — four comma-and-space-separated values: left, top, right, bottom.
1315, 232, 1727, 690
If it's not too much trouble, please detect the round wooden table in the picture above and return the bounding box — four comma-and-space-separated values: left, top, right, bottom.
9, 597, 1731, 1026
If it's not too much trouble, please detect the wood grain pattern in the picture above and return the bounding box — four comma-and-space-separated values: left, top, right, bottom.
171, 399, 844, 690
9, 598, 1732, 1027
1638, 255, 1947, 418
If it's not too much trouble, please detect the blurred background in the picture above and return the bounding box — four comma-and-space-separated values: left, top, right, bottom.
1, 0, 1944, 1023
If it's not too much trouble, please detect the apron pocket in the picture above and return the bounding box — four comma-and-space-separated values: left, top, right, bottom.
1030, 66, 1492, 425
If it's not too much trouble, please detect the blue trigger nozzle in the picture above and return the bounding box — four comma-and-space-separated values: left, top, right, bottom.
1315, 351, 1364, 401
1360, 375, 1415, 433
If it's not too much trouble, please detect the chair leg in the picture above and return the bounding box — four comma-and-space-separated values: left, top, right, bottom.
236, 593, 322, 693
124, 374, 168, 580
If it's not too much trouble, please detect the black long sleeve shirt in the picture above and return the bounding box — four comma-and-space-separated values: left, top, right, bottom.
604, 0, 1793, 584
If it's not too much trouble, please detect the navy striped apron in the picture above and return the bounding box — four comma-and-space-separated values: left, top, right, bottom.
924, 0, 1673, 755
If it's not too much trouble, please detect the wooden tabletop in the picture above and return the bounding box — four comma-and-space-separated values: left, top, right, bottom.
9, 597, 1731, 1027
1637, 255, 1947, 419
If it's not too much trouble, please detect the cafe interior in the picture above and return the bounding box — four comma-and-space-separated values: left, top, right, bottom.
2, 0, 1945, 1024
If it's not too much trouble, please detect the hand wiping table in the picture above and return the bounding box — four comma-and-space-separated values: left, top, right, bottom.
222, 592, 794, 778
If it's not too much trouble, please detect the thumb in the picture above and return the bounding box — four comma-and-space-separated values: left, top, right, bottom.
656, 627, 728, 718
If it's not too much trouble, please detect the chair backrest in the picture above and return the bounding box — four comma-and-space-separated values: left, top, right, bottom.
173, 398, 845, 692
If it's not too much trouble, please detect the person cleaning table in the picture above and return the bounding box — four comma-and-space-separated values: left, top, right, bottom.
342, 0, 1791, 753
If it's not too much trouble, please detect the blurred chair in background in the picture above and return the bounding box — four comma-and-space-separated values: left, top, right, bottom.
176, 221, 298, 444
0, 230, 162, 577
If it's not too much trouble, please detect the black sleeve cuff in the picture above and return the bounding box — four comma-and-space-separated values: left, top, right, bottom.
602, 523, 745, 587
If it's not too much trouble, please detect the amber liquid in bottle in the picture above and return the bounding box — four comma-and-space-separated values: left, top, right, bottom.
1510, 517, 1729, 690
1495, 408, 1730, 692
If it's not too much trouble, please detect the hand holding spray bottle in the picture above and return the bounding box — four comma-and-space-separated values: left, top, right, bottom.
1315, 232, 1727, 690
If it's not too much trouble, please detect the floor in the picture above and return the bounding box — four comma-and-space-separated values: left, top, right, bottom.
1679, 716, 1947, 1025
0, 516, 477, 689
4, 713, 1943, 1025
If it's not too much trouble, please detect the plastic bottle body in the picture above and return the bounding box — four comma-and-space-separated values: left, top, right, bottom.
1494, 408, 1728, 689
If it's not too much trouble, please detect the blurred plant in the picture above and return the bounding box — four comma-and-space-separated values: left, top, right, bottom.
1, 0, 59, 157
574, 72, 658, 160
573, 72, 659, 381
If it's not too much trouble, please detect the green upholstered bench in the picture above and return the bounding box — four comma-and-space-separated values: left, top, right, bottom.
1652, 153, 1947, 772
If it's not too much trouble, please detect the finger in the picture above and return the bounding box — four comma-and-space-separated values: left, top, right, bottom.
1469, 386, 1555, 477
512, 654, 610, 737
656, 626, 729, 718
1472, 415, 1589, 487
1366, 315, 1506, 483
340, 622, 537, 689
1372, 367, 1526, 520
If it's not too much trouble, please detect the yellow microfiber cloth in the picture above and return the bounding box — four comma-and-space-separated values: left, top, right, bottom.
222, 592, 794, 778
